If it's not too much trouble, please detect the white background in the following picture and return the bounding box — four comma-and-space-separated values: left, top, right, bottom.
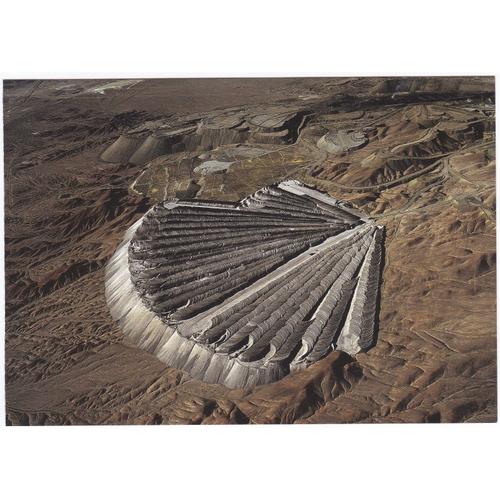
0, 1, 498, 499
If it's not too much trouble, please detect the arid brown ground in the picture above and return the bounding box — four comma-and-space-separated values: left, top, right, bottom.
4, 77, 496, 424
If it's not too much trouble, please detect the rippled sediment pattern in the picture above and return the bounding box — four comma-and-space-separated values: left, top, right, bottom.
105, 181, 384, 388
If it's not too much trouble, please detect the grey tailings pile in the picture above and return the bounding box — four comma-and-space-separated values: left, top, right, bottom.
105, 180, 384, 389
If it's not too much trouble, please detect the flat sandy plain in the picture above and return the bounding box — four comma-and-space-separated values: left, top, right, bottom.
3, 77, 496, 424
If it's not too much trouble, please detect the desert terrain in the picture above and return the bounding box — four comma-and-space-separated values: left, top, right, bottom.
3, 77, 496, 424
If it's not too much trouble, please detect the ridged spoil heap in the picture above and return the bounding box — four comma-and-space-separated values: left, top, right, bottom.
100, 108, 306, 165
105, 181, 384, 389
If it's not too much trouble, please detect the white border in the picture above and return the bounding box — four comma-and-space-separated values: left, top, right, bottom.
1, 1, 499, 499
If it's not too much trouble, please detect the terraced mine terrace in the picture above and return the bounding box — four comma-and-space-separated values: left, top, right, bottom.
3, 77, 496, 424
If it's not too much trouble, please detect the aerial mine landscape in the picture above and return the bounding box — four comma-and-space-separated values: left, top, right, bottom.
3, 76, 497, 424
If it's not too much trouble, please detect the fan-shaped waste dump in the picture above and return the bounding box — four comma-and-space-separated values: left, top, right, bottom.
105, 181, 384, 389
